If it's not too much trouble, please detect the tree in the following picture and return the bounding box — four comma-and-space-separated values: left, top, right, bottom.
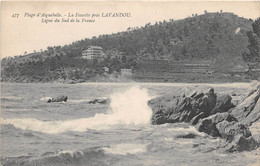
121, 55, 127, 63
252, 18, 260, 38
243, 18, 260, 63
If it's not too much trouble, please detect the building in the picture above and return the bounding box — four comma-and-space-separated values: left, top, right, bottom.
82, 46, 105, 60
106, 48, 124, 59
103, 67, 110, 73
121, 69, 132, 77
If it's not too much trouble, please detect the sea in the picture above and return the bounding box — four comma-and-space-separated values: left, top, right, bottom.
1, 82, 260, 166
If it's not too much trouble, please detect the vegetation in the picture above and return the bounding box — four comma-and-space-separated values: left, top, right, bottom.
243, 18, 260, 63
1, 12, 258, 82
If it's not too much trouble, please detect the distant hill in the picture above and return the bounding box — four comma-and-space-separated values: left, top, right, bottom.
1, 12, 257, 82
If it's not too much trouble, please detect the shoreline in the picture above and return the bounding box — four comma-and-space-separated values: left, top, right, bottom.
0, 80, 256, 84
0, 78, 258, 84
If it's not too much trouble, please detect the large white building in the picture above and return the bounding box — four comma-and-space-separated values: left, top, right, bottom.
82, 46, 105, 60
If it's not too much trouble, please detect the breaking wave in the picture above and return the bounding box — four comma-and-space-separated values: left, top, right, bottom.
40, 97, 52, 101
1, 86, 153, 134
103, 143, 147, 155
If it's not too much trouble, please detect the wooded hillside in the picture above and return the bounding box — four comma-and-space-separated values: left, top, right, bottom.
1, 12, 257, 82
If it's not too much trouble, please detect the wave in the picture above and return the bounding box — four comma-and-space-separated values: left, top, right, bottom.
103, 143, 147, 155
1, 96, 23, 101
0, 86, 153, 134
1, 147, 108, 166
1, 143, 147, 166
40, 97, 52, 101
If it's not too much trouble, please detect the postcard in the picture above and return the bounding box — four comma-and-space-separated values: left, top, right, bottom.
1, 1, 260, 166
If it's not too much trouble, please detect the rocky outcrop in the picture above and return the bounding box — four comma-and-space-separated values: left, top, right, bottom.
216, 121, 251, 141
190, 112, 205, 125
195, 112, 237, 137
148, 84, 260, 152
149, 87, 217, 124
225, 135, 258, 152
230, 85, 260, 125
47, 96, 68, 103
249, 122, 260, 145
210, 94, 234, 115
87, 98, 108, 104
149, 87, 235, 125
243, 98, 260, 125
196, 112, 259, 152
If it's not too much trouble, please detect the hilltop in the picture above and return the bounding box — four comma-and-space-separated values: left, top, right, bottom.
1, 12, 258, 83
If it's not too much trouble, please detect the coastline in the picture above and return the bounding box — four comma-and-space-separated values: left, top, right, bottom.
1, 75, 257, 84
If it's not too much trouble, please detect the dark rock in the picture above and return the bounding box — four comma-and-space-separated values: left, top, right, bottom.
195, 112, 237, 137
176, 133, 198, 139
226, 135, 258, 152
216, 121, 251, 142
190, 112, 205, 125
149, 87, 217, 125
231, 92, 236, 96
249, 122, 260, 145
241, 97, 260, 126
230, 85, 260, 122
148, 85, 260, 153
211, 94, 235, 115
87, 98, 108, 104
47, 96, 68, 103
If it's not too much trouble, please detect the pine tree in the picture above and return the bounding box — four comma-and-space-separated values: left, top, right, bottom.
243, 18, 260, 63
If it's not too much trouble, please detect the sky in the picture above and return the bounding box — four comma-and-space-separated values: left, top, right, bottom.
1, 1, 260, 58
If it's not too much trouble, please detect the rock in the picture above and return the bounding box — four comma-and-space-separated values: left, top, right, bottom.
47, 96, 68, 103
241, 97, 260, 126
231, 92, 236, 96
87, 98, 108, 104
148, 85, 260, 153
190, 112, 205, 125
149, 87, 217, 125
210, 94, 234, 115
230, 85, 260, 123
195, 112, 237, 137
216, 121, 251, 142
226, 135, 258, 152
249, 121, 260, 144
176, 133, 198, 139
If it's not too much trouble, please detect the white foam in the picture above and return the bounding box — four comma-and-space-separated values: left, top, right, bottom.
40, 97, 52, 101
167, 125, 205, 136
1, 96, 23, 101
0, 86, 153, 134
103, 143, 147, 155
58, 150, 77, 156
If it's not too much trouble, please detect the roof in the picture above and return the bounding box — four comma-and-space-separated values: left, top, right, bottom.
88, 45, 103, 49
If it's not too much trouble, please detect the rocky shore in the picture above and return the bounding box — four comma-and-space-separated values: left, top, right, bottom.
148, 84, 260, 152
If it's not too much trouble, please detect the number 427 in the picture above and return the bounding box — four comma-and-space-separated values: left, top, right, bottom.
12, 14, 19, 18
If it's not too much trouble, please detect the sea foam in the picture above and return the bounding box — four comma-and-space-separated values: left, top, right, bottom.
103, 143, 147, 155
1, 86, 153, 134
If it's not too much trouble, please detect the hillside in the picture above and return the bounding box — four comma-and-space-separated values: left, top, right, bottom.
1, 12, 257, 83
